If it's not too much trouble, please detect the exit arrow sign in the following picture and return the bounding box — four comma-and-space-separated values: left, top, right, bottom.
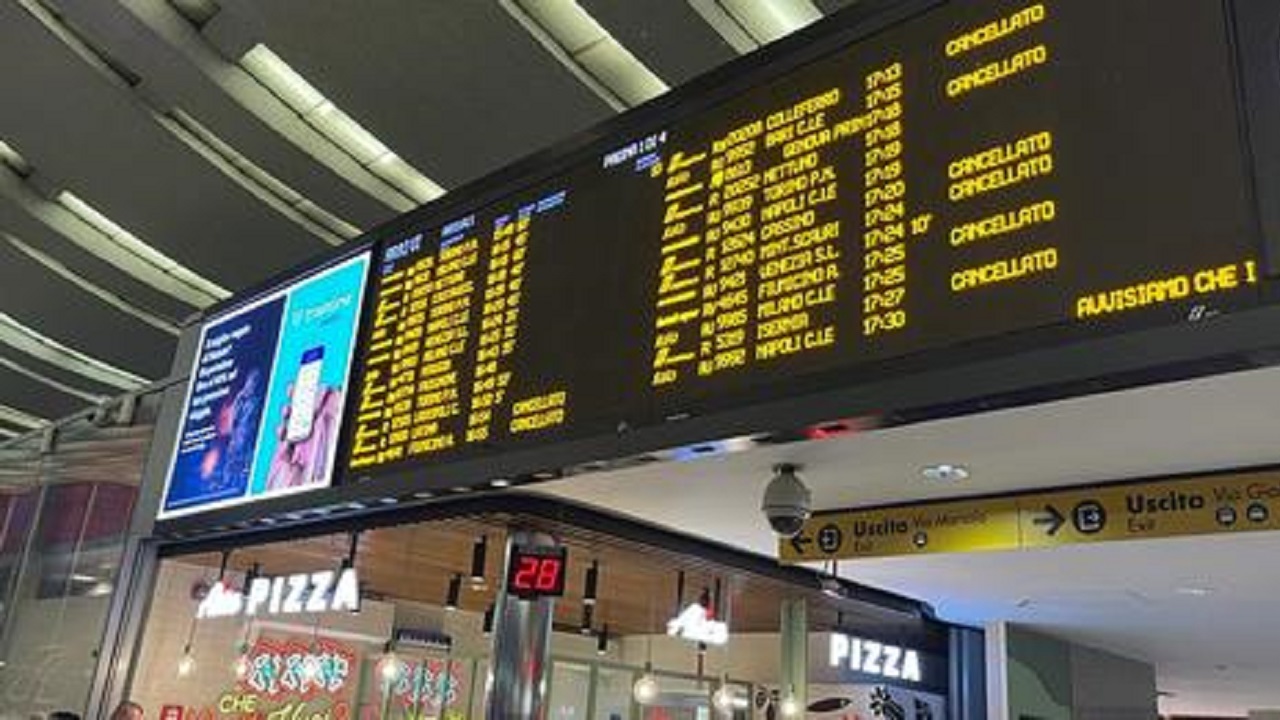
1033, 505, 1065, 536
790, 533, 813, 556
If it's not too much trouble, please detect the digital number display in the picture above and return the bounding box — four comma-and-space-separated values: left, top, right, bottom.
505, 545, 568, 599
343, 0, 1262, 480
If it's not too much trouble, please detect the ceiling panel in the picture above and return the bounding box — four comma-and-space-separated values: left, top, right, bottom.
0, 192, 196, 322
0, 363, 91, 420
580, 0, 740, 87
45, 0, 395, 231
0, 232, 176, 380
214, 0, 613, 189
0, 345, 120, 403
0, 2, 329, 290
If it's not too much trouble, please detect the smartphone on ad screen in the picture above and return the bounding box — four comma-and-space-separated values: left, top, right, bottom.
286, 346, 325, 442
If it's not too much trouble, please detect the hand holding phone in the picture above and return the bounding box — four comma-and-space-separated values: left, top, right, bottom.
285, 346, 324, 442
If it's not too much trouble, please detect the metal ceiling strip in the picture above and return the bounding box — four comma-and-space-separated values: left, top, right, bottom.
0, 353, 108, 405
0, 165, 223, 309
0, 311, 149, 391
3, 232, 182, 336
160, 110, 359, 247
15, 0, 366, 249
56, 191, 230, 307
238, 44, 446, 205
688, 0, 823, 52
686, 0, 761, 53
500, 0, 670, 111
0, 402, 47, 430
118, 0, 423, 213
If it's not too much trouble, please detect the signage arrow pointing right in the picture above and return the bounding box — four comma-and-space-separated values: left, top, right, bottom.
1033, 505, 1066, 536
790, 533, 814, 556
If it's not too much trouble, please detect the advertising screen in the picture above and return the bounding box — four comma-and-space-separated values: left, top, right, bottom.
159, 253, 370, 519
341, 0, 1262, 480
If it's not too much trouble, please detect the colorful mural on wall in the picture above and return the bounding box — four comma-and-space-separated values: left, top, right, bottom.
164, 635, 360, 720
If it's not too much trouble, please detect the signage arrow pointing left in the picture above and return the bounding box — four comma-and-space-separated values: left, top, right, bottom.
1033, 505, 1066, 536
790, 533, 814, 555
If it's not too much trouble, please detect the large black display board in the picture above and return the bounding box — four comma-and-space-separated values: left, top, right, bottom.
340, 0, 1263, 480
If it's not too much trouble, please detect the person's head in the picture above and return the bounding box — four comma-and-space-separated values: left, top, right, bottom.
110, 702, 143, 720
48, 712, 82, 720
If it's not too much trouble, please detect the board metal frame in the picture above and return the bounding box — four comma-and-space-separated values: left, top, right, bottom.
158, 0, 1280, 536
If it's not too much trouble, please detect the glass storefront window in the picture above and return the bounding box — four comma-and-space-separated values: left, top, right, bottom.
549, 661, 592, 720
593, 667, 635, 720
124, 517, 953, 720
0, 391, 162, 718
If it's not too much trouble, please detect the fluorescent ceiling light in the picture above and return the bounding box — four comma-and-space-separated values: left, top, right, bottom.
0, 354, 108, 405
0, 156, 224, 311
11, 2, 356, 247
117, 2, 421, 212
240, 44, 445, 204
0, 403, 45, 430
307, 102, 391, 165
0, 311, 149, 391
56, 191, 230, 308
164, 109, 361, 245
688, 0, 822, 51
4, 232, 181, 336
501, 0, 669, 110
0, 139, 33, 177
240, 44, 326, 113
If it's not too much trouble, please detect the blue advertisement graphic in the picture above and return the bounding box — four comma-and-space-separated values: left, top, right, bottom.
161, 254, 370, 518
164, 298, 285, 512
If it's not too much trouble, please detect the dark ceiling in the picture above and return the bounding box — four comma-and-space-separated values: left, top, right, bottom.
0, 0, 861, 437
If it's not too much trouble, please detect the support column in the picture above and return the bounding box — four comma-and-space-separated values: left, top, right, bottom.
779, 597, 808, 716
487, 530, 558, 720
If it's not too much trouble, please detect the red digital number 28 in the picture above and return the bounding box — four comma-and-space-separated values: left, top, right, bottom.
513, 557, 561, 592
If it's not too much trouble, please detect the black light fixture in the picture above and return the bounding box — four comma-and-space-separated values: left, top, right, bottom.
445, 574, 462, 611
243, 562, 260, 591
583, 560, 599, 606
469, 536, 487, 586
344, 532, 361, 570
596, 624, 609, 656
217, 550, 231, 583
579, 603, 595, 635
482, 603, 496, 636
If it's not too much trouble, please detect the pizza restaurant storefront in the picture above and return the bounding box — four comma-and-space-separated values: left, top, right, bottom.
121, 496, 974, 720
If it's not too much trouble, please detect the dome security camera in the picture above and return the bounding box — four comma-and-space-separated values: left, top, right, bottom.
761, 463, 811, 538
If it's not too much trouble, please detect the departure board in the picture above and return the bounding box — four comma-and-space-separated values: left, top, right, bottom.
343, 0, 1264, 477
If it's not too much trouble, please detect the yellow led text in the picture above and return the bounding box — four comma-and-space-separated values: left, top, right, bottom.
945, 4, 1047, 58
951, 248, 1059, 291
1076, 261, 1259, 319
951, 200, 1056, 246
947, 45, 1049, 99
